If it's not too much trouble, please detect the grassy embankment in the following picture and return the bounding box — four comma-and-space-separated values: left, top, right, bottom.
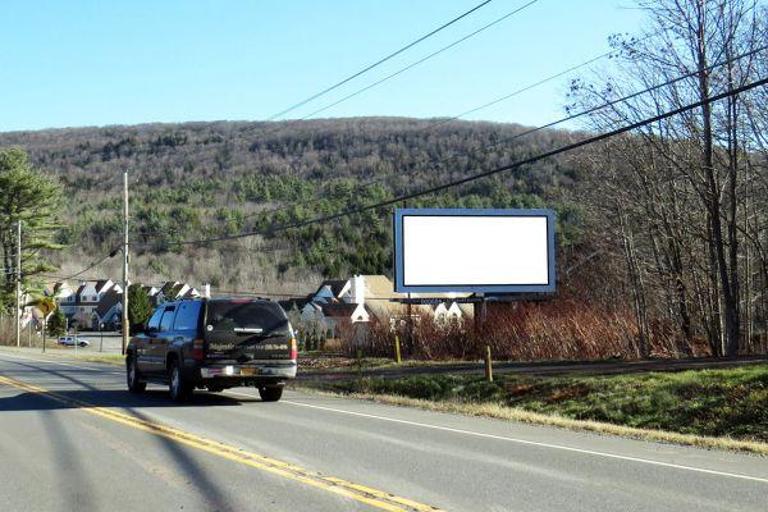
295, 364, 768, 453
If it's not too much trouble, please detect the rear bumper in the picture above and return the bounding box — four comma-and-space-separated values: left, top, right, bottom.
199, 360, 297, 380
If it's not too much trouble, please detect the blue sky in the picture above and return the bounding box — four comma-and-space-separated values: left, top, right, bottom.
0, 0, 645, 132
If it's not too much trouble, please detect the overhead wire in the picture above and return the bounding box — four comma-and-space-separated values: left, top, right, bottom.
57, 42, 768, 277
267, 0, 496, 120
162, 45, 768, 245
136, 73, 768, 248
236, 38, 767, 231
40, 248, 121, 281
299, 0, 541, 120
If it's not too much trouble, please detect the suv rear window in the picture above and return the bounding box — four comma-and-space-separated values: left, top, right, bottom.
147, 308, 163, 331
174, 301, 202, 331
206, 301, 288, 335
159, 306, 176, 332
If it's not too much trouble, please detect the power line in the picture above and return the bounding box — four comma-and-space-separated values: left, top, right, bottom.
300, 0, 540, 121
267, 0, 496, 121
62, 45, 768, 275
139, 74, 768, 248
198, 43, 768, 239
420, 48, 616, 130
41, 248, 120, 281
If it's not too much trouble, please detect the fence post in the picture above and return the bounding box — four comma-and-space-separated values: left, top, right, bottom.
356, 347, 363, 384
394, 334, 402, 364
484, 344, 493, 383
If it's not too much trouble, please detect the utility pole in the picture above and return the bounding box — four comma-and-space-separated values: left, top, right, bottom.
15, 220, 21, 348
121, 169, 129, 355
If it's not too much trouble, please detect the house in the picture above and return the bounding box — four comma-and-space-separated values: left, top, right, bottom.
63, 279, 121, 328
157, 281, 200, 303
143, 285, 160, 306
278, 295, 313, 324
432, 301, 473, 325
300, 301, 371, 338
95, 287, 123, 329
337, 274, 473, 326
311, 279, 348, 304
53, 282, 77, 317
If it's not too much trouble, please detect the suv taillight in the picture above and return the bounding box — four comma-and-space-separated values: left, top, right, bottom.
290, 337, 298, 360
192, 339, 205, 361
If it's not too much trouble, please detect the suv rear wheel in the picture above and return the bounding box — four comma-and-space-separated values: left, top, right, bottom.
168, 359, 193, 402
126, 354, 146, 393
258, 385, 283, 402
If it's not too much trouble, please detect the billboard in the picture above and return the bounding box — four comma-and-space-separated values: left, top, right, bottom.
393, 208, 556, 294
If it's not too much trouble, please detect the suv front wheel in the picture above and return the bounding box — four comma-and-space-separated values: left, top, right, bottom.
168, 359, 193, 402
126, 354, 147, 393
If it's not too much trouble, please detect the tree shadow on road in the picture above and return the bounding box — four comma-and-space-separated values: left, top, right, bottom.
0, 359, 254, 511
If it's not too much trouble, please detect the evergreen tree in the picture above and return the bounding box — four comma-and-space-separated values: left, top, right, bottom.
0, 148, 63, 313
47, 308, 67, 337
127, 284, 153, 332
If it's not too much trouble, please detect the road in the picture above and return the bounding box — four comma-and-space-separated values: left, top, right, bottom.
0, 351, 766, 511
60, 331, 123, 354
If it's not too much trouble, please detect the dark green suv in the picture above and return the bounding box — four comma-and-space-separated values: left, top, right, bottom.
126, 298, 298, 402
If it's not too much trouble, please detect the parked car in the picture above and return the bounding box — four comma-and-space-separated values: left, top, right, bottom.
126, 298, 298, 402
57, 336, 90, 347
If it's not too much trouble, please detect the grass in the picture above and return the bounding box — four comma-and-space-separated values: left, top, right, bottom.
77, 354, 124, 365
298, 355, 466, 373
0, 345, 125, 366
295, 364, 768, 452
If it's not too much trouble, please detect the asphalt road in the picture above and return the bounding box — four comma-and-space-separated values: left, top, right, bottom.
59, 331, 123, 354
0, 351, 767, 511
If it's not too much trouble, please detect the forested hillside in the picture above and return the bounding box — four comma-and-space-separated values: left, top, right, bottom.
0, 118, 583, 291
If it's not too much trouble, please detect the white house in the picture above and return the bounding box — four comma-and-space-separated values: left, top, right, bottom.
432, 301, 471, 324
54, 282, 77, 317
68, 279, 121, 328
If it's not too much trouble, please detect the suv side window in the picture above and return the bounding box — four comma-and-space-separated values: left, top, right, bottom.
159, 306, 176, 332
173, 301, 202, 331
147, 308, 163, 331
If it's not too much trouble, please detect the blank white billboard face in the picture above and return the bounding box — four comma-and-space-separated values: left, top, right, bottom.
394, 209, 555, 293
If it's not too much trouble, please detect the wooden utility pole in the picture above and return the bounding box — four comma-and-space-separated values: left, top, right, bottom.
15, 220, 21, 348
121, 169, 130, 355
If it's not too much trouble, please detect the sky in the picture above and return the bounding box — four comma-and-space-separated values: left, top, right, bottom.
0, 0, 646, 132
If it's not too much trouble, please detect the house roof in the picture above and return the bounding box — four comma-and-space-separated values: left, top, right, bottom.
359, 275, 402, 300
95, 288, 122, 317
181, 287, 199, 298
279, 296, 313, 311
315, 280, 347, 297
160, 281, 180, 295
320, 303, 361, 319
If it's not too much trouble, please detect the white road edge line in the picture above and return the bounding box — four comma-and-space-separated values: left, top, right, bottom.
5, 353, 767, 485
267, 396, 768, 485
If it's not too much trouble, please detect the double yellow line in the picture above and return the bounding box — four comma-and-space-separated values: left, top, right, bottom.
0, 374, 442, 512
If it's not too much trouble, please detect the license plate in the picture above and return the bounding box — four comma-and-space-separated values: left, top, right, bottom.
240, 367, 258, 376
